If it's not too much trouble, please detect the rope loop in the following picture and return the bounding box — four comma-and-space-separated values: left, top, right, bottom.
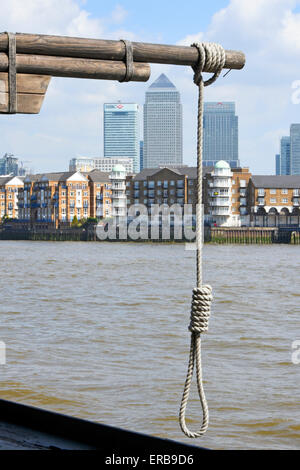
119, 39, 134, 82
191, 42, 225, 87
179, 41, 225, 439
189, 285, 213, 334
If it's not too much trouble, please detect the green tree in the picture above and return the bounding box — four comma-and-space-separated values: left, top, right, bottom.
71, 215, 79, 227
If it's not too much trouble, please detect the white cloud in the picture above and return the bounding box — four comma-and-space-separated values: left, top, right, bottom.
111, 4, 128, 24
176, 0, 300, 173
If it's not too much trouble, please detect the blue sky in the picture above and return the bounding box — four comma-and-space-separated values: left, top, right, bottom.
85, 0, 229, 42
1, 0, 300, 174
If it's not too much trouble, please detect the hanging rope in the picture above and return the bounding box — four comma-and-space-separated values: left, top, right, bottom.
179, 42, 225, 438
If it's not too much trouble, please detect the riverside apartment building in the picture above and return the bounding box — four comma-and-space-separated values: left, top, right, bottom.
0, 176, 24, 219
18, 170, 112, 226
248, 175, 300, 227
126, 163, 252, 227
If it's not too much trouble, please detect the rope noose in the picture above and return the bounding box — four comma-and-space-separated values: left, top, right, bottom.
179, 42, 225, 438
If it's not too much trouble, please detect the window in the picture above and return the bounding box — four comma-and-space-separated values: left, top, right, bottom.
270, 189, 276, 194
282, 198, 288, 203
258, 189, 264, 196
281, 189, 288, 194
270, 198, 277, 203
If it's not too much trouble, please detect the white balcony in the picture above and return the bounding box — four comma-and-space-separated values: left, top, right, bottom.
113, 200, 127, 208
112, 192, 126, 199
111, 182, 126, 190
210, 199, 230, 206
210, 180, 231, 188
211, 208, 230, 216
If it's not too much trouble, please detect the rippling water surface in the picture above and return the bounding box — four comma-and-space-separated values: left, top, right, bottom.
0, 240, 300, 449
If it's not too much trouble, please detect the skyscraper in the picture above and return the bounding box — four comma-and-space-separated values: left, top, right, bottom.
290, 124, 300, 175
203, 102, 239, 168
0, 153, 19, 176
143, 73, 182, 169
103, 103, 139, 172
275, 154, 281, 175
279, 136, 290, 175
139, 141, 144, 171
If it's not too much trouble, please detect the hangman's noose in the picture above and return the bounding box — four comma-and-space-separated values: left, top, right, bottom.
179, 42, 226, 438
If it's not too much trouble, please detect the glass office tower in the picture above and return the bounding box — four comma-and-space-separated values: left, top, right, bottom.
203, 102, 239, 168
279, 136, 291, 175
290, 124, 300, 175
104, 103, 139, 172
143, 74, 182, 168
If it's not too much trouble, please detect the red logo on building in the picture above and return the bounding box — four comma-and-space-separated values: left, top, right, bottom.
116, 104, 124, 109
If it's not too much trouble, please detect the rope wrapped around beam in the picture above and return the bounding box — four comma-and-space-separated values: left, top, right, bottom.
119, 39, 134, 82
179, 42, 225, 438
6, 32, 17, 114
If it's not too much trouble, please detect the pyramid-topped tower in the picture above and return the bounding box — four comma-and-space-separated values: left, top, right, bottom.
143, 74, 182, 169
149, 73, 176, 89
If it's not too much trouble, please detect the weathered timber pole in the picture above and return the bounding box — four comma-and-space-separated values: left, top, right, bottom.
0, 53, 150, 81
0, 33, 245, 72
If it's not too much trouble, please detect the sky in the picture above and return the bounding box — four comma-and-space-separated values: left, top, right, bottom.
1, 0, 300, 174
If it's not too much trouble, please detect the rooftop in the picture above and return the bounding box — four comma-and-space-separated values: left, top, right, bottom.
148, 73, 176, 89
132, 166, 214, 181
252, 175, 300, 189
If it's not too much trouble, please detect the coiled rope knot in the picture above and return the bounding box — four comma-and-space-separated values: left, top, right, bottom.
191, 42, 226, 87
189, 285, 213, 334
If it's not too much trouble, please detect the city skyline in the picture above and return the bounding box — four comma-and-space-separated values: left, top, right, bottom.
0, 1, 300, 175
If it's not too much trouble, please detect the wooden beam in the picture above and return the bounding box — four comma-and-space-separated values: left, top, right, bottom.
0, 53, 151, 81
0, 33, 245, 72
0, 73, 51, 114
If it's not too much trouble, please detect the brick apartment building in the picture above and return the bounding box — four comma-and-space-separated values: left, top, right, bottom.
248, 175, 300, 227
4, 162, 300, 229
18, 170, 112, 226
126, 163, 252, 227
0, 176, 24, 219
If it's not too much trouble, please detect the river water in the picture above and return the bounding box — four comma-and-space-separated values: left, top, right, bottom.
0, 240, 299, 450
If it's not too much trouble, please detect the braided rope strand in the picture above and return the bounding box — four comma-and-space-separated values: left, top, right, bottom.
179, 42, 225, 438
